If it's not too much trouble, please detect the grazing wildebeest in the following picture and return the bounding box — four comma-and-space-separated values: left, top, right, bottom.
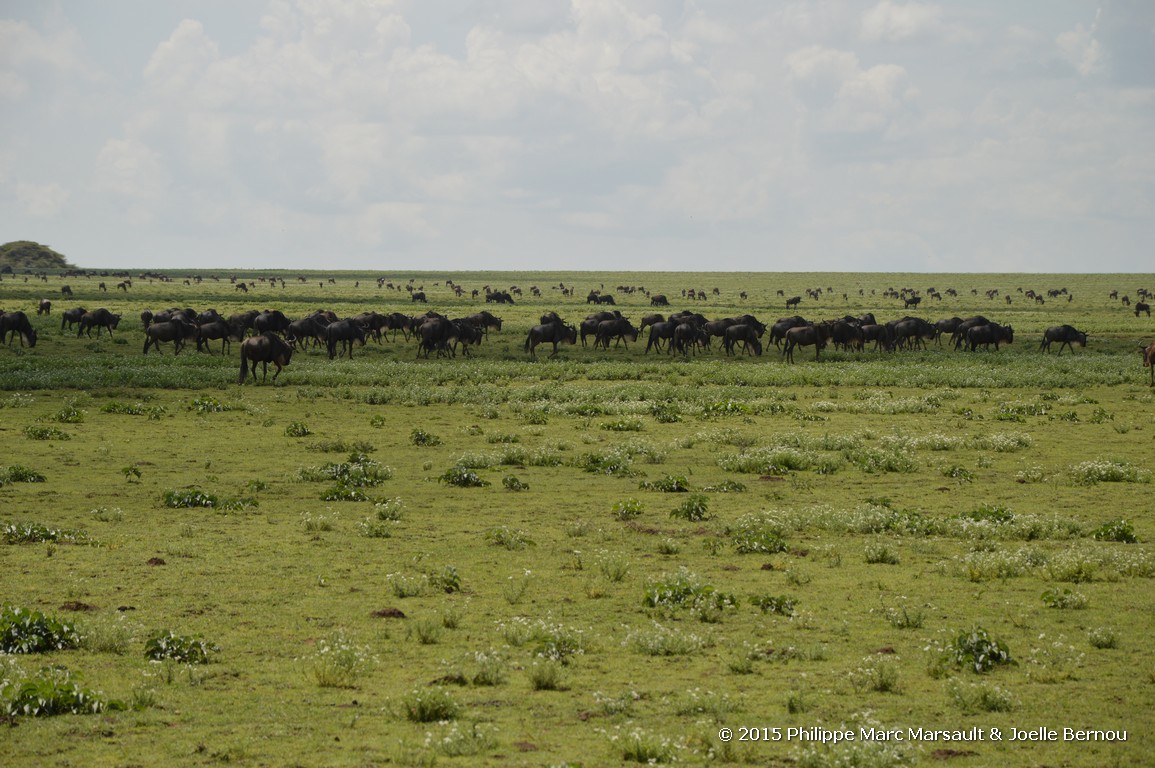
466, 311, 502, 338
140, 309, 154, 329
77, 308, 121, 338
325, 319, 367, 360
238, 332, 293, 384
286, 316, 328, 350
524, 322, 577, 359
828, 320, 864, 352
411, 291, 427, 303
415, 315, 456, 359
37, 299, 51, 316
860, 324, 895, 352
904, 295, 922, 309
143, 319, 197, 355
61, 306, 87, 332
594, 318, 639, 350
964, 322, 1014, 351
196, 320, 245, 354
770, 316, 808, 348
722, 324, 762, 356
892, 318, 936, 350
1143, 342, 1155, 386
951, 316, 991, 349
673, 322, 709, 356
1136, 302, 1151, 318
785, 296, 801, 309
650, 294, 669, 307
1, 311, 38, 347
1040, 325, 1088, 354
229, 310, 261, 335
60, 285, 73, 297
783, 324, 829, 363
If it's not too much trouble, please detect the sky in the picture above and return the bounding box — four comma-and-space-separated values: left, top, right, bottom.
1, 1, 1152, 273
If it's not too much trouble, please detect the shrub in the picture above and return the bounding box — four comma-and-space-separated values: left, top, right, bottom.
1041, 588, 1088, 610
428, 565, 462, 594
2, 522, 89, 545
1087, 627, 1118, 649
729, 513, 787, 554
601, 417, 644, 432
612, 498, 644, 521
944, 627, 1013, 674
619, 729, 682, 764
528, 659, 566, 690
643, 568, 736, 622
625, 622, 708, 656
308, 631, 376, 688
1091, 520, 1139, 543
864, 542, 900, 565
639, 474, 691, 492
410, 428, 441, 446
502, 475, 529, 491
750, 594, 796, 616
399, 687, 459, 722
0, 606, 80, 653
144, 630, 217, 664
162, 488, 219, 508
284, 421, 311, 437
2, 666, 124, 717
439, 466, 489, 487
1068, 459, 1151, 486
373, 498, 404, 521
484, 526, 533, 550
670, 494, 710, 521
949, 681, 1017, 713
848, 655, 900, 694
2, 465, 46, 484
23, 425, 71, 440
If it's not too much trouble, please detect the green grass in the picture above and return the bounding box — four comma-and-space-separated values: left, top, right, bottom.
0, 270, 1151, 766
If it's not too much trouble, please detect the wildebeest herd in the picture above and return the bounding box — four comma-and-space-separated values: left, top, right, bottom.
3, 291, 1153, 386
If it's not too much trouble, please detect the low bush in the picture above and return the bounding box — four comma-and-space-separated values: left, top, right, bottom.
0, 606, 80, 653
144, 630, 218, 664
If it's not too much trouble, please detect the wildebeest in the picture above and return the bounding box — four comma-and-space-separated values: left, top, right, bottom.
672, 322, 709, 356
238, 333, 293, 384
860, 324, 895, 352
77, 308, 121, 338
466, 311, 502, 337
892, 318, 936, 350
1143, 342, 1155, 386
325, 319, 367, 360
594, 318, 639, 350
1040, 325, 1088, 354
904, 295, 922, 309
61, 306, 87, 332
785, 296, 801, 309
411, 291, 427, 303
722, 324, 762, 356
37, 299, 51, 316
524, 322, 577, 359
486, 290, 514, 304
60, 285, 73, 297
143, 319, 197, 355
253, 310, 291, 335
1136, 302, 1152, 318
783, 324, 829, 363
1, 310, 38, 347
770, 316, 808, 348
415, 315, 456, 359
196, 320, 245, 354
951, 316, 991, 349
650, 294, 669, 307
644, 321, 678, 354
964, 322, 1014, 351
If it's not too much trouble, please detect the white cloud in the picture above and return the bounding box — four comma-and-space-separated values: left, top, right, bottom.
15, 182, 69, 218
861, 1, 943, 43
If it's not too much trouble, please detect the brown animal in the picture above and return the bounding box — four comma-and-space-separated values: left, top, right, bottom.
1143, 342, 1155, 386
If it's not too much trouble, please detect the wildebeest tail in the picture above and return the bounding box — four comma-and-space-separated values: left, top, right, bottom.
238, 350, 249, 384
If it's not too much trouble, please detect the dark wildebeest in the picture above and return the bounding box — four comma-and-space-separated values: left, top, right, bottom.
411, 291, 427, 303
904, 295, 922, 309
1, 311, 38, 347
594, 294, 616, 305
964, 322, 1014, 351
37, 299, 51, 316
449, 319, 483, 357
525, 322, 577, 359
783, 324, 829, 363
143, 319, 197, 355
785, 296, 801, 309
645, 321, 678, 354
828, 320, 864, 352
286, 316, 328, 350
77, 308, 121, 338
61, 306, 87, 332
140, 309, 154, 329
934, 317, 963, 346
892, 318, 936, 350
639, 313, 664, 331
466, 311, 502, 338
951, 316, 992, 349
594, 318, 639, 350
415, 315, 456, 359
770, 316, 808, 348
861, 324, 895, 352
253, 310, 291, 335
238, 333, 293, 384
325, 319, 367, 360
650, 294, 669, 307
229, 310, 261, 334
196, 320, 245, 354
1136, 302, 1152, 318
673, 322, 709, 356
722, 324, 762, 356
60, 285, 73, 297
1040, 325, 1088, 355
1142, 342, 1155, 386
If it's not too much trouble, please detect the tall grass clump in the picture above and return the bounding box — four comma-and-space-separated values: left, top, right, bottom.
1068, 459, 1151, 486
728, 512, 787, 554
307, 630, 377, 688
399, 687, 459, 722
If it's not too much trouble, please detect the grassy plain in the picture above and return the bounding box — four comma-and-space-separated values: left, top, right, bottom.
1, 270, 1153, 767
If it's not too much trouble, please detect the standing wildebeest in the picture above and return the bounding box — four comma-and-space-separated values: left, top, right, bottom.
904, 295, 922, 309
238, 333, 293, 384
645, 321, 678, 354
143, 319, 197, 355
37, 299, 51, 316
1143, 342, 1155, 386
892, 318, 936, 350
1136, 302, 1152, 318
722, 324, 762, 356
325, 319, 367, 360
1, 311, 38, 347
783, 324, 829, 363
77, 308, 121, 338
415, 315, 456, 359
411, 291, 427, 303
61, 306, 87, 332
594, 318, 639, 350
286, 315, 328, 350
673, 322, 709, 356
770, 316, 808, 348
1040, 325, 1088, 354
861, 324, 895, 352
60, 285, 73, 297
253, 310, 291, 335
964, 322, 1014, 351
785, 296, 802, 309
650, 294, 669, 307
525, 322, 577, 359
196, 320, 245, 354
466, 311, 502, 338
